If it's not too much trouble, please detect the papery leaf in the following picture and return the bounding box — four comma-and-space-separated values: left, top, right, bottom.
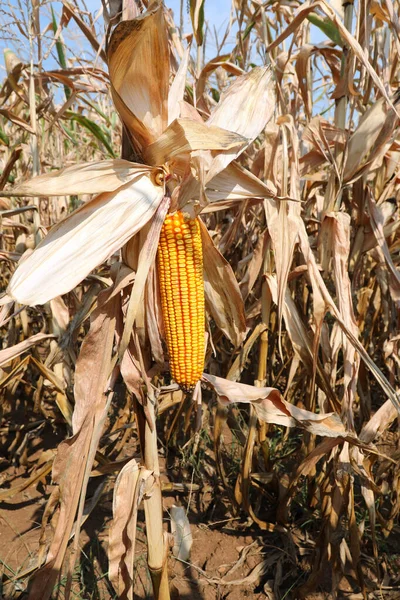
168, 47, 190, 125
29, 292, 117, 598
8, 175, 164, 306
367, 190, 400, 301
266, 274, 340, 410
297, 217, 400, 415
179, 163, 276, 212
110, 82, 155, 152
0, 49, 24, 104
200, 220, 246, 346
205, 67, 275, 181
344, 95, 400, 182
360, 399, 398, 443
264, 197, 299, 349
196, 55, 244, 102
145, 263, 165, 365
108, 4, 169, 143
266, 1, 396, 116
203, 373, 349, 438
240, 230, 270, 300
0, 459, 53, 501
0, 108, 35, 133
178, 162, 275, 214
0, 332, 55, 367
119, 195, 170, 358
12, 160, 160, 197
143, 118, 248, 167
109, 461, 153, 598
322, 212, 359, 426
206, 162, 276, 201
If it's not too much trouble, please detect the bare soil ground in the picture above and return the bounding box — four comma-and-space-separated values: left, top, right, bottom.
1, 431, 400, 600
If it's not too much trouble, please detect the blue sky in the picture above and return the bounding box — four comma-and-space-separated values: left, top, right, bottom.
0, 0, 326, 69
0, 0, 235, 72
0, 1, 331, 115
166, 0, 234, 41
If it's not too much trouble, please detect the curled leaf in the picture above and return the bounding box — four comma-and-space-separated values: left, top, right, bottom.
107, 5, 169, 143
144, 118, 248, 167
203, 373, 349, 437
205, 67, 275, 180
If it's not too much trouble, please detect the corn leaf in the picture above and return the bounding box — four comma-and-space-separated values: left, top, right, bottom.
189, 0, 205, 46
200, 219, 246, 346
107, 4, 169, 143
8, 175, 164, 305
307, 14, 343, 46
12, 160, 160, 197
205, 67, 275, 181
144, 118, 248, 167
68, 112, 115, 157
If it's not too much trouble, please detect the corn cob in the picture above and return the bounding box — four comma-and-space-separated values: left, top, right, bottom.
157, 211, 205, 392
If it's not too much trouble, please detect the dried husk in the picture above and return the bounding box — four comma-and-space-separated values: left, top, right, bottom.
8, 175, 164, 305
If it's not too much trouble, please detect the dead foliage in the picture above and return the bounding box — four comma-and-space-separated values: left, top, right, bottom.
0, 1, 399, 599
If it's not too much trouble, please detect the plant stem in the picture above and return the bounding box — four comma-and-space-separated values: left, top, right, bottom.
324, 0, 354, 213
143, 394, 170, 600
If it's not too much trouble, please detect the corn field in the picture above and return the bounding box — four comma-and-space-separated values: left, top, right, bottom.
0, 0, 399, 598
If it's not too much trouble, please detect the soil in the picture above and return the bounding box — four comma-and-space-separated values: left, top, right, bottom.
1, 461, 400, 600
1, 411, 400, 600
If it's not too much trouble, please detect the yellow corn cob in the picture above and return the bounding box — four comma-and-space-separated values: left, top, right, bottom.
157, 211, 205, 392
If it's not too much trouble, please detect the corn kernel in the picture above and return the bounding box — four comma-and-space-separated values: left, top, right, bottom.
157, 211, 205, 392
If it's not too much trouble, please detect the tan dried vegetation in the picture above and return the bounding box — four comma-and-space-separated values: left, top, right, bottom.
0, 0, 399, 598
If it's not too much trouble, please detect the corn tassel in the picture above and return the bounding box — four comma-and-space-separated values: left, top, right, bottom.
157, 211, 205, 392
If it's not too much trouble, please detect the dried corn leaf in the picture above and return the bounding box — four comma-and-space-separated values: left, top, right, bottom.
145, 263, 164, 365
109, 460, 153, 599
8, 175, 164, 305
196, 55, 244, 102
168, 47, 190, 125
107, 4, 169, 142
12, 160, 159, 197
203, 373, 348, 437
200, 220, 246, 346
240, 230, 270, 300
0, 332, 55, 367
178, 161, 276, 212
206, 162, 277, 201
189, 0, 205, 46
29, 292, 117, 599
0, 460, 54, 501
119, 195, 170, 358
324, 212, 359, 425
206, 67, 275, 181
144, 118, 248, 167
267, 1, 396, 114
297, 218, 400, 414
367, 190, 400, 301
360, 399, 398, 443
110, 82, 154, 151
0, 49, 24, 103
0, 108, 35, 133
344, 96, 399, 182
